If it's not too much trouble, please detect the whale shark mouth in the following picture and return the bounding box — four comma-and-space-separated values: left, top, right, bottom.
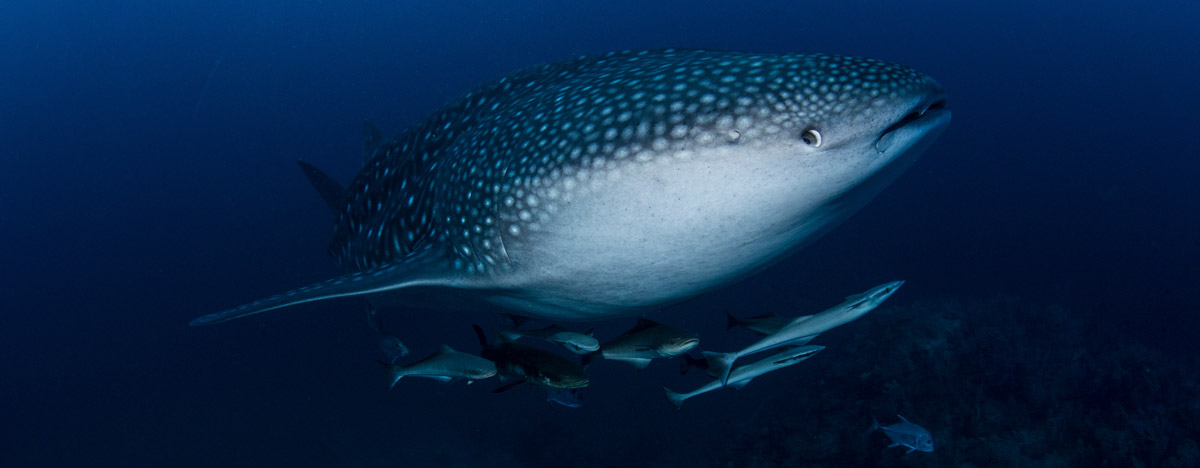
876, 96, 950, 152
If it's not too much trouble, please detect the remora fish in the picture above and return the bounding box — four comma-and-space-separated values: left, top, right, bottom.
473, 325, 589, 390
599, 318, 699, 370
190, 50, 949, 327
725, 311, 796, 336
664, 345, 823, 409
498, 324, 599, 354
706, 281, 903, 383
868, 414, 935, 454
376, 345, 496, 389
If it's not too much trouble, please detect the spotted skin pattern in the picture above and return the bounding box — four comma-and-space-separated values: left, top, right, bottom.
190, 49, 948, 326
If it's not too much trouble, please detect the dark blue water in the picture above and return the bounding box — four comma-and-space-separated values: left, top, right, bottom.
3, 1, 1198, 466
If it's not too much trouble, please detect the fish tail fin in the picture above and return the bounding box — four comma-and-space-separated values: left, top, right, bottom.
703, 351, 736, 385
663, 387, 686, 409
376, 360, 404, 390
864, 414, 880, 437
189, 249, 455, 326
724, 312, 742, 331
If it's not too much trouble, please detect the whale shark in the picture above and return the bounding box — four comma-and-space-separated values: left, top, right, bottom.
190, 49, 950, 326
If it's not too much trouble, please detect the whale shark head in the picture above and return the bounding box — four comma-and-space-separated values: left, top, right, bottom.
491, 52, 951, 317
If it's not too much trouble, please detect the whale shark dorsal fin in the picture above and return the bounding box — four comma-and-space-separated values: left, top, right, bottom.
297, 160, 346, 214
189, 247, 457, 326
363, 118, 384, 163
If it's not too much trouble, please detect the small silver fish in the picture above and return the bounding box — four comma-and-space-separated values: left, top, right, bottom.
600, 318, 700, 370
498, 324, 599, 354
376, 345, 496, 389
868, 414, 934, 454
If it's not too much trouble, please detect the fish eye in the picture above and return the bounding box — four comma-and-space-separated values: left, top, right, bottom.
801, 128, 822, 147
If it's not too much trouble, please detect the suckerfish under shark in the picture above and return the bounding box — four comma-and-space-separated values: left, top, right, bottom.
706, 281, 904, 384
597, 318, 700, 370
664, 345, 824, 409
188, 49, 950, 327
376, 345, 496, 389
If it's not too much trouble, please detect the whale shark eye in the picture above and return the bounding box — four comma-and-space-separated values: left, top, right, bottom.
801, 128, 822, 147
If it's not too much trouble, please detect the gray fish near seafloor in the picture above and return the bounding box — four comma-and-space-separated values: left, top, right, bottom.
377, 345, 496, 389
599, 318, 700, 370
474, 325, 589, 390
190, 49, 950, 328
867, 414, 934, 454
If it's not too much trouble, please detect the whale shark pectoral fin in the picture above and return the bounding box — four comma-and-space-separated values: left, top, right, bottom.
189, 248, 455, 327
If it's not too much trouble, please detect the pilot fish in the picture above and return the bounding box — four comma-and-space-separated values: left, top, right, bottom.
189, 49, 949, 327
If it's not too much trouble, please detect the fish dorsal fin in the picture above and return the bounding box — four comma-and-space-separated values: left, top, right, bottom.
438, 344, 456, 354
363, 118, 384, 163
897, 414, 909, 423
189, 247, 459, 326
631, 317, 660, 332
297, 160, 346, 214
585, 328, 594, 337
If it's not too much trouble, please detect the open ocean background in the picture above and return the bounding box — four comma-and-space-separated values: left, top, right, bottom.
3, 1, 1198, 466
